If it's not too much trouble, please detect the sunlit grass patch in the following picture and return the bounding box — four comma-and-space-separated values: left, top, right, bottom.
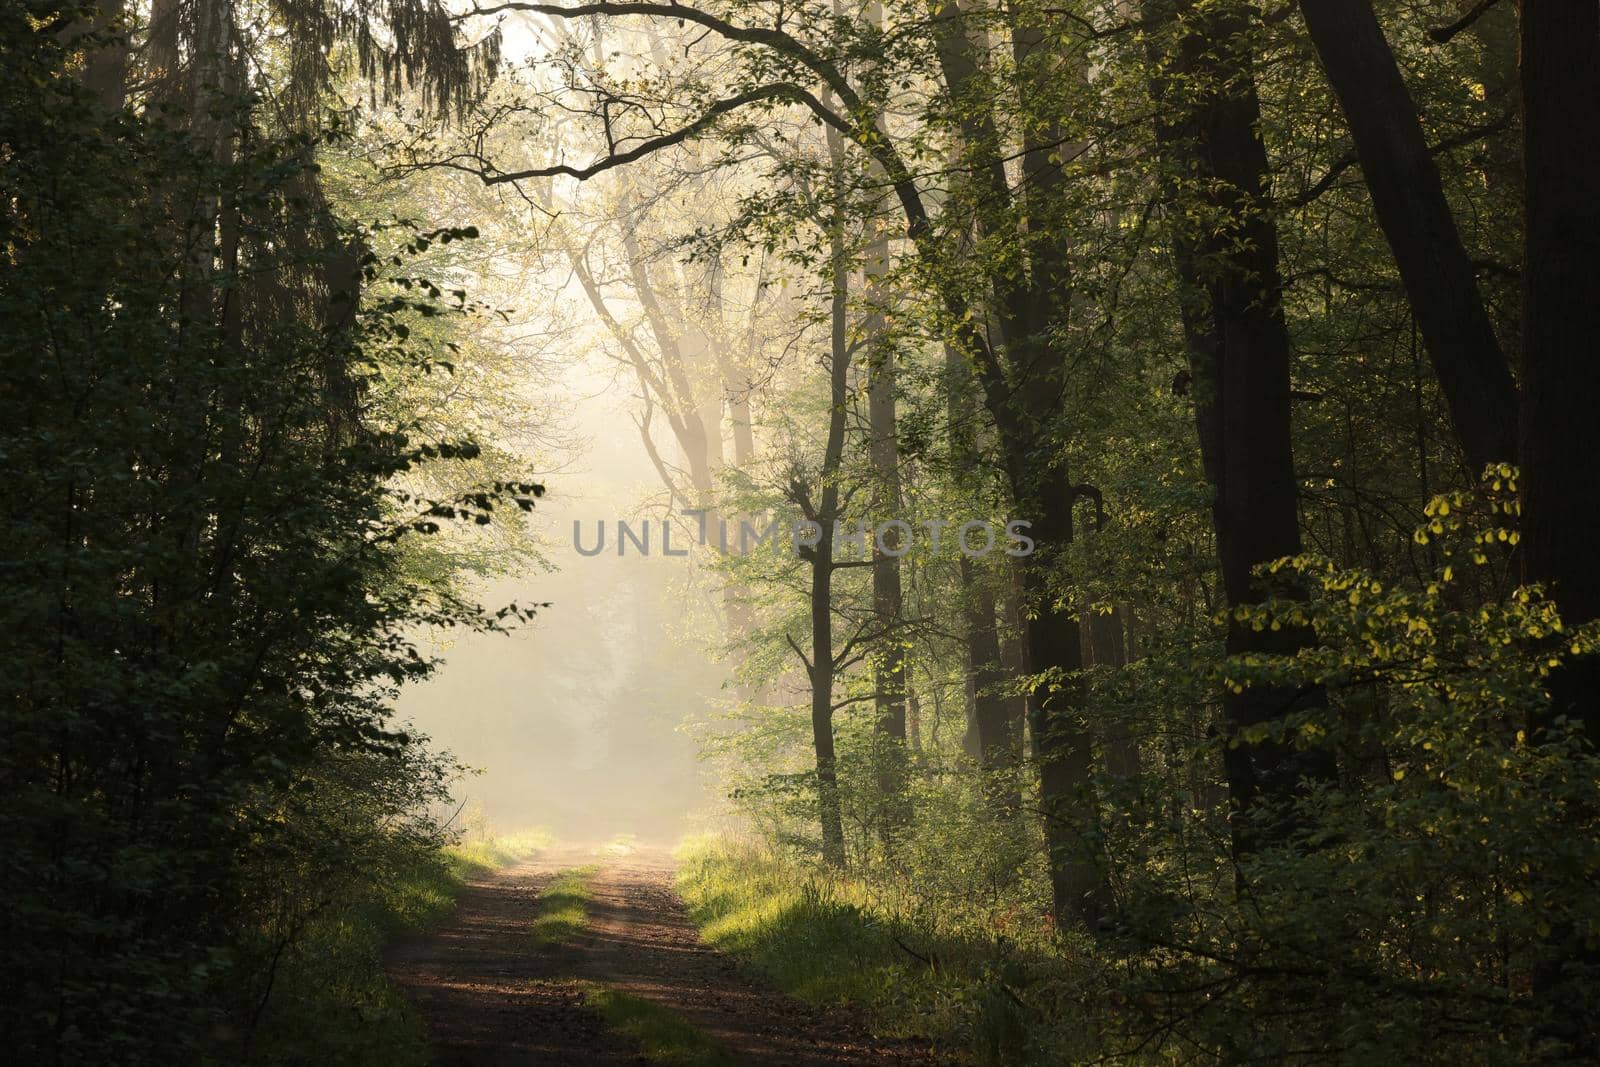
583, 983, 739, 1066
674, 835, 1100, 1066
530, 865, 600, 945
445, 826, 553, 879
674, 837, 906, 1008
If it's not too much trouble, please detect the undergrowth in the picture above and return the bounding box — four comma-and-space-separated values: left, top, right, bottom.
244, 827, 549, 1065
675, 834, 1107, 1066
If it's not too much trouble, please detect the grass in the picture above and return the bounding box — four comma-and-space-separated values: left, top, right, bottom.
674, 835, 1097, 1066
445, 827, 554, 880
529, 864, 600, 945
583, 984, 740, 1067
674, 835, 914, 1008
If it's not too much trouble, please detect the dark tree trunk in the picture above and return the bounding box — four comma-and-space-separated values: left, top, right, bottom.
931, 0, 1112, 932
1083, 607, 1141, 780
960, 556, 1022, 813
998, 561, 1030, 757
805, 271, 849, 866
1519, 5, 1600, 1032
796, 131, 858, 867
1520, 0, 1600, 741
1297, 0, 1518, 474
1022, 466, 1110, 929
1148, 0, 1335, 855
70, 0, 130, 110
1005, 12, 1118, 929
809, 534, 846, 866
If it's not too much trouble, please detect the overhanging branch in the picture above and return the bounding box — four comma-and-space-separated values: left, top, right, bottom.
453, 0, 1013, 442
396, 84, 825, 183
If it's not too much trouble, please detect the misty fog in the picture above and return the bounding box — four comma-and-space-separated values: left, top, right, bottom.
397, 353, 729, 844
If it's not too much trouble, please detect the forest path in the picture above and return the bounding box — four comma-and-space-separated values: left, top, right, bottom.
385, 843, 940, 1066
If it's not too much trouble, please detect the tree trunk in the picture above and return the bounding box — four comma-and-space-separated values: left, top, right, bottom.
798, 130, 858, 867
864, 232, 910, 843
722, 254, 764, 469
69, 0, 130, 110
1083, 607, 1141, 779
1148, 0, 1336, 855
944, 332, 1021, 812
1519, 5, 1600, 1033
930, 0, 1112, 932
998, 560, 1030, 757
1520, 1, 1600, 738
1297, 0, 1518, 474
1018, 465, 1110, 930
961, 556, 1021, 812
810, 526, 846, 867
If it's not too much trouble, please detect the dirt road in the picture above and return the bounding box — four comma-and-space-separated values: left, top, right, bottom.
385, 844, 940, 1066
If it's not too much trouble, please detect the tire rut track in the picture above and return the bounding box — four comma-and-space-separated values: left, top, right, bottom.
387, 844, 940, 1066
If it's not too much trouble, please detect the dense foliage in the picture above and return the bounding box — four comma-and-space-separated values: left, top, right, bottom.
0, 6, 535, 1060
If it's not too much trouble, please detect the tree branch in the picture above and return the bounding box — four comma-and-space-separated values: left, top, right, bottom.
1428, 0, 1504, 44
785, 632, 813, 673
396, 85, 813, 183
458, 0, 1014, 445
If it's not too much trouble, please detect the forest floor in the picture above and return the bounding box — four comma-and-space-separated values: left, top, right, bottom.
385, 843, 942, 1066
